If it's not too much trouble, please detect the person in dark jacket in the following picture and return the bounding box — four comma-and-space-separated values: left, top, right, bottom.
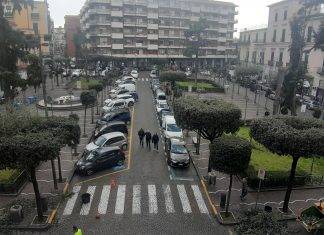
138, 128, 145, 147
152, 133, 159, 151
145, 131, 152, 150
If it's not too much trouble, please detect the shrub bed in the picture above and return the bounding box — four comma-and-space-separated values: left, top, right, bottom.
176, 81, 224, 93
0, 169, 27, 194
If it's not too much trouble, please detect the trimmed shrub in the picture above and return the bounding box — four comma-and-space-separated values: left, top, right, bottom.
313, 108, 322, 119
160, 71, 186, 83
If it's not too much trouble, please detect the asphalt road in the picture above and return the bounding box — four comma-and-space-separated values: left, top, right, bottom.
48, 73, 228, 235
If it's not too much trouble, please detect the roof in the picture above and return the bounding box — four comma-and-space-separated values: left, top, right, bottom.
170, 138, 186, 145
164, 116, 176, 123
100, 121, 126, 129
102, 132, 126, 139
267, 0, 293, 8
95, 146, 120, 155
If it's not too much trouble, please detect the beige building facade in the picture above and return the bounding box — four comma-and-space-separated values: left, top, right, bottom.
80, 0, 238, 67
239, 0, 324, 98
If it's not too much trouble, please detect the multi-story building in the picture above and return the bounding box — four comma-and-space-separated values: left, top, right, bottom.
52, 27, 66, 58
2, 0, 52, 55
64, 15, 81, 58
239, 0, 324, 98
79, 0, 238, 67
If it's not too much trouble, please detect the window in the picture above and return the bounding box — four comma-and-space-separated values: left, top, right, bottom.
271, 51, 275, 62
263, 32, 267, 43
284, 10, 288, 20
31, 13, 39, 20
304, 52, 310, 65
255, 33, 259, 42
307, 26, 313, 42
33, 22, 39, 35
275, 12, 278, 22
252, 51, 257, 63
281, 29, 286, 42
246, 51, 249, 62
248, 34, 251, 42
243, 35, 246, 42
259, 52, 265, 64
279, 51, 283, 62
272, 29, 277, 42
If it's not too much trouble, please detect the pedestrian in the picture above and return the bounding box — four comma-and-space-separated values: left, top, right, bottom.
152, 133, 159, 151
240, 178, 248, 201
138, 128, 145, 147
145, 131, 152, 150
73, 225, 83, 235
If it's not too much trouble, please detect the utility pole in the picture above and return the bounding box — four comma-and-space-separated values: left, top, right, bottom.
39, 36, 48, 118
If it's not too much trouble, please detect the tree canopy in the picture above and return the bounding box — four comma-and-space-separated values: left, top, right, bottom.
173, 97, 242, 141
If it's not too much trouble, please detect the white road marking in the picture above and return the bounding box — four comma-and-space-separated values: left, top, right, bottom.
98, 185, 111, 215
177, 185, 192, 213
80, 186, 96, 215
191, 185, 209, 214
115, 185, 126, 214
146, 78, 149, 82
148, 185, 158, 214
63, 186, 81, 215
163, 185, 175, 213
132, 185, 141, 214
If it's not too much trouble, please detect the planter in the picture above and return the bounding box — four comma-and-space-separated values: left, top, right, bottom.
0, 170, 28, 195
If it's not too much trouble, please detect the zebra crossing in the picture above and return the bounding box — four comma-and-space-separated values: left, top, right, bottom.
62, 184, 209, 216
138, 78, 150, 82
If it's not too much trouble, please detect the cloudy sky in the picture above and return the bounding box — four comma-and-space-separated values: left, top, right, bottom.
48, 0, 282, 33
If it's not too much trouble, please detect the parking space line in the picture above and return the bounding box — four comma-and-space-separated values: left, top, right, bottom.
98, 185, 111, 215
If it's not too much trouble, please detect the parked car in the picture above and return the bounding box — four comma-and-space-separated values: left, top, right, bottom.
156, 100, 169, 113
57, 95, 76, 104
128, 91, 139, 102
115, 76, 135, 85
105, 94, 134, 107
93, 121, 128, 140
165, 138, 190, 168
155, 90, 167, 104
150, 70, 157, 78
303, 100, 320, 110
102, 99, 127, 114
96, 110, 131, 127
158, 109, 172, 127
109, 88, 130, 99
162, 116, 183, 140
85, 132, 127, 152
118, 84, 136, 92
72, 69, 81, 78
75, 146, 125, 176
131, 70, 139, 79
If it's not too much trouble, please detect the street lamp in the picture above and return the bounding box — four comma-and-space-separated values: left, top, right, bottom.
69, 89, 73, 114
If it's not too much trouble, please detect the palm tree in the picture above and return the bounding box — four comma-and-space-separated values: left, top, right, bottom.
80, 91, 96, 137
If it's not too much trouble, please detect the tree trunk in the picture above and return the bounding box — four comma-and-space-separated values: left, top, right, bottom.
56, 74, 59, 87
195, 54, 198, 90
30, 167, 43, 220
282, 156, 299, 213
196, 131, 201, 155
291, 86, 297, 116
91, 106, 94, 124
57, 155, 63, 183
225, 174, 233, 216
42, 72, 48, 118
83, 107, 87, 136
51, 77, 54, 90
101, 90, 104, 107
51, 159, 58, 190
96, 95, 99, 115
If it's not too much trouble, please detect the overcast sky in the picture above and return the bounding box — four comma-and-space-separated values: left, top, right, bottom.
48, 0, 282, 33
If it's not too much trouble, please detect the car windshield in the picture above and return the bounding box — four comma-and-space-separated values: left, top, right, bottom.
158, 103, 168, 108
94, 136, 107, 146
85, 151, 98, 161
158, 95, 166, 100
171, 144, 187, 154
167, 124, 181, 132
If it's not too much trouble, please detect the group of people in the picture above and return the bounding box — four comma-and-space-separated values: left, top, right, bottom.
138, 128, 159, 151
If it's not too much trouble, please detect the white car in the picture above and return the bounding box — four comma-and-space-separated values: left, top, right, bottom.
130, 70, 139, 79
150, 70, 157, 78
116, 76, 135, 85
72, 69, 81, 77
102, 99, 127, 114
105, 94, 135, 107
57, 95, 76, 104
85, 132, 127, 152
156, 100, 169, 113
162, 116, 183, 140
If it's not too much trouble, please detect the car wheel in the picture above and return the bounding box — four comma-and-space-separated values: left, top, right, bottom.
86, 169, 94, 176
128, 101, 134, 107
122, 144, 128, 150
116, 160, 124, 166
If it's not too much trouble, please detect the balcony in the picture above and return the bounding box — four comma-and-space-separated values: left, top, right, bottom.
111, 33, 124, 39
147, 12, 158, 19
190, 16, 199, 21
147, 34, 158, 40
219, 19, 228, 24
147, 23, 158, 30
88, 8, 109, 15
148, 3, 158, 8
111, 0, 123, 7
111, 10, 123, 17
148, 44, 158, 50
112, 44, 123, 49
218, 37, 227, 43
217, 46, 226, 51
219, 28, 227, 33
111, 22, 123, 28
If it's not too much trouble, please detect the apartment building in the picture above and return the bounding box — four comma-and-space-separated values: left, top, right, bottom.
239, 0, 324, 98
64, 15, 81, 58
79, 0, 238, 67
2, 0, 52, 55
52, 27, 66, 58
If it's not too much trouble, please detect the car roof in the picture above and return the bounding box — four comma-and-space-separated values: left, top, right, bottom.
170, 138, 185, 145
118, 94, 132, 98
95, 146, 120, 155
101, 121, 126, 128
101, 132, 125, 139
164, 116, 176, 123
113, 99, 126, 103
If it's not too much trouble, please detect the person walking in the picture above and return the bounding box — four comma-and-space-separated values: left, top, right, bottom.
152, 133, 159, 151
145, 131, 152, 150
138, 128, 145, 147
73, 225, 83, 235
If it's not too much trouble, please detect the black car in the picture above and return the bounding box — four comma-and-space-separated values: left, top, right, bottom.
128, 91, 139, 102
93, 121, 128, 139
75, 146, 125, 176
96, 110, 131, 127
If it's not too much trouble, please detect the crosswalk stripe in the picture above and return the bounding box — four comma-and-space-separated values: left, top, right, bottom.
63, 186, 81, 215
148, 185, 158, 214
146, 78, 149, 82
132, 185, 141, 214
163, 185, 175, 213
115, 185, 126, 214
98, 185, 111, 215
191, 185, 209, 214
80, 186, 96, 215
177, 185, 192, 213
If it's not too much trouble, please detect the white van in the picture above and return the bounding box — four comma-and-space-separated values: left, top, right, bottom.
118, 84, 136, 92
162, 116, 183, 140
155, 90, 167, 103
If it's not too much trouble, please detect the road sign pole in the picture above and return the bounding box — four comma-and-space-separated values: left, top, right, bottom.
255, 179, 262, 209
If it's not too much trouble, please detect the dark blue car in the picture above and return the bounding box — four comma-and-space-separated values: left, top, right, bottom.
128, 92, 139, 102
96, 110, 131, 127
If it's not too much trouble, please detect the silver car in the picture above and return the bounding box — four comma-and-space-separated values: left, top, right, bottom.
86, 132, 127, 152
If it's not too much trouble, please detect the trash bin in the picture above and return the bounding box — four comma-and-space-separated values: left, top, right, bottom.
9, 205, 23, 223
220, 193, 226, 209
40, 197, 48, 212
82, 193, 91, 204
208, 171, 217, 186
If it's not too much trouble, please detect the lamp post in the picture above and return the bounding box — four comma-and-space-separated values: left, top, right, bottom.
69, 89, 73, 114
